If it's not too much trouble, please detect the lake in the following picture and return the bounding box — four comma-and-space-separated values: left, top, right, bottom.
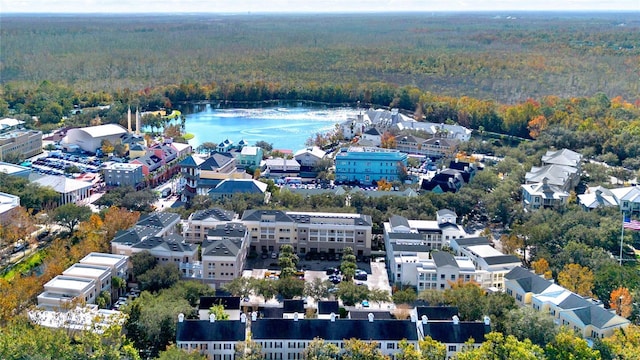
183, 104, 356, 151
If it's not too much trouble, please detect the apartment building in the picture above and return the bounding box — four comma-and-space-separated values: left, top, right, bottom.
241, 210, 373, 256
505, 267, 630, 339
200, 223, 249, 287
450, 237, 521, 289
37, 275, 97, 310
0, 129, 42, 161
176, 312, 490, 360
183, 208, 237, 243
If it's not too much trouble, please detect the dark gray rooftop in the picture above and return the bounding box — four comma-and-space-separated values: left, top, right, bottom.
199, 296, 241, 310
416, 306, 460, 321
251, 318, 418, 341
483, 255, 521, 266
317, 301, 340, 315
176, 320, 246, 342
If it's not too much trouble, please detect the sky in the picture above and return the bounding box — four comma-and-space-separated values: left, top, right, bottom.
1, 0, 639, 13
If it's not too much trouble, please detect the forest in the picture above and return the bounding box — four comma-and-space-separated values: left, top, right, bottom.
1, 11, 640, 360
1, 13, 639, 103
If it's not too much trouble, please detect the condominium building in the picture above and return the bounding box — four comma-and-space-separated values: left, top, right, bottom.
505, 267, 630, 339
102, 162, 144, 188
183, 208, 237, 243
200, 223, 249, 287
0, 129, 42, 161
334, 147, 408, 185
241, 210, 373, 257
37, 275, 97, 310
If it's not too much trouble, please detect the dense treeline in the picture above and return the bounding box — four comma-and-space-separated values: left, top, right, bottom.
3, 78, 640, 169
1, 13, 639, 102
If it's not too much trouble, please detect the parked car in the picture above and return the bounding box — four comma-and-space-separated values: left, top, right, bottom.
361, 300, 370, 308
271, 252, 278, 259
355, 273, 368, 281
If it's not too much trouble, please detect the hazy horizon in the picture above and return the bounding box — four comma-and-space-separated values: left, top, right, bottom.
1, 0, 638, 14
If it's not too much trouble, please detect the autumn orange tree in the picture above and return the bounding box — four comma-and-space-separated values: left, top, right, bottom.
558, 263, 594, 298
609, 287, 632, 318
531, 258, 552, 279
380, 131, 396, 149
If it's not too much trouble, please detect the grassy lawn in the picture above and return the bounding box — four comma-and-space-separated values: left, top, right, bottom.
1, 250, 45, 281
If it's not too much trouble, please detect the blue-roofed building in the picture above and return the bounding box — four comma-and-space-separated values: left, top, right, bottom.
335, 147, 408, 185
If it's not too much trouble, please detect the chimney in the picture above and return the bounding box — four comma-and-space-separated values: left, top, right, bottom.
251, 312, 257, 321
410, 313, 417, 323
421, 315, 428, 324
241, 313, 247, 323
483, 316, 491, 326
209, 314, 216, 323
127, 107, 132, 133
452, 315, 459, 325
330, 312, 336, 322
368, 313, 374, 322
178, 313, 184, 322
293, 312, 299, 322
283, 158, 287, 172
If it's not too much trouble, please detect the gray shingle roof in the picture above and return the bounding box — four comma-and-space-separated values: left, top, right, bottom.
389, 215, 410, 229
137, 212, 179, 229
191, 208, 235, 221
505, 267, 553, 294
431, 251, 458, 268
202, 238, 243, 257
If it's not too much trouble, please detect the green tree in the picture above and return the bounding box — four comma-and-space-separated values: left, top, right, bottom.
455, 332, 545, 360
304, 277, 332, 302
544, 328, 601, 360
255, 141, 273, 152
396, 339, 421, 360
137, 263, 181, 292
254, 278, 278, 302
342, 338, 388, 360
368, 288, 391, 307
303, 337, 340, 360
52, 203, 92, 232
337, 281, 370, 306
124, 287, 195, 358
131, 250, 158, 278
277, 276, 305, 299
156, 345, 206, 360
209, 303, 230, 320
340, 247, 357, 281
419, 336, 446, 360
222, 277, 255, 299
444, 281, 486, 321
393, 287, 417, 305
503, 307, 558, 346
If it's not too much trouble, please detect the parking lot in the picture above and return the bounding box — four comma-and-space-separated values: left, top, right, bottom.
243, 256, 391, 294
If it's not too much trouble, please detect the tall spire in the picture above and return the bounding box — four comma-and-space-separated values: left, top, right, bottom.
135, 108, 141, 135
127, 107, 132, 133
